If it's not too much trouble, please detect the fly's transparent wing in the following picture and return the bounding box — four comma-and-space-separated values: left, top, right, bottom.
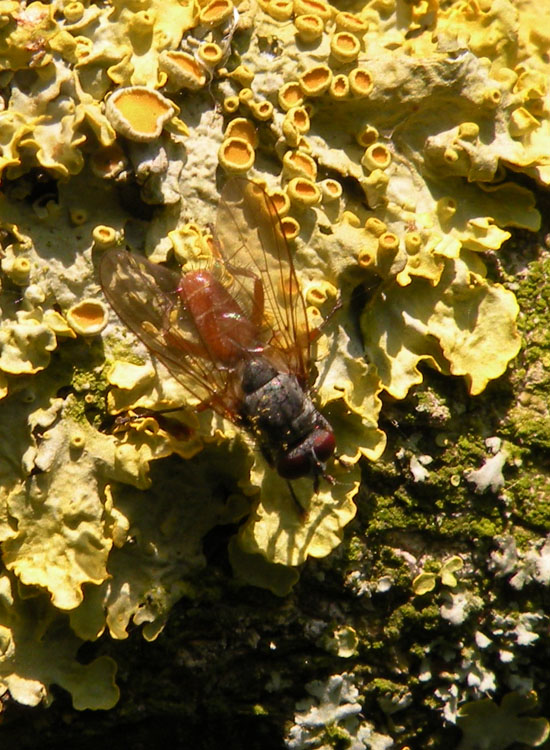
216, 178, 311, 383
100, 180, 312, 418
99, 249, 238, 419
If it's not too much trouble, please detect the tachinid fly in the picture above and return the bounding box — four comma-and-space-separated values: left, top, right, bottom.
99, 178, 335, 492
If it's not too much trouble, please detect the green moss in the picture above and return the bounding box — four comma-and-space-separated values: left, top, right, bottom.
323, 724, 355, 750
384, 602, 442, 641
509, 474, 550, 531
345, 535, 365, 563
505, 408, 550, 450
366, 677, 409, 695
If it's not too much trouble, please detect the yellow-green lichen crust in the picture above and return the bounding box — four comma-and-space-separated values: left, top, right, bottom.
0, 0, 549, 732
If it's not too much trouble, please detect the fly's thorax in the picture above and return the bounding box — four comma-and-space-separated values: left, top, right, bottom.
239, 357, 336, 481
240, 357, 321, 445
241, 357, 278, 393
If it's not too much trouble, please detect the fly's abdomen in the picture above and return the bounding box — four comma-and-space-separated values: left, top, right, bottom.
180, 270, 259, 364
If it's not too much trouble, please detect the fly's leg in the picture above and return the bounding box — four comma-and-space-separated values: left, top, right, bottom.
224, 261, 265, 329
259, 443, 308, 519
249, 274, 264, 328
163, 328, 211, 359
308, 296, 343, 343
208, 229, 265, 328
286, 480, 308, 521
312, 469, 336, 494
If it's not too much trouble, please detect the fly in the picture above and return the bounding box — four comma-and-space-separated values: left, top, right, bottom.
99, 178, 336, 502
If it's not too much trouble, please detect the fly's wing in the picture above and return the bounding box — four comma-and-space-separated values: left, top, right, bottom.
99, 248, 238, 420
216, 178, 311, 383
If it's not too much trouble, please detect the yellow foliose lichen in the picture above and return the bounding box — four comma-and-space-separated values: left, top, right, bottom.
0, 0, 549, 716
0, 574, 119, 709
0, 311, 58, 375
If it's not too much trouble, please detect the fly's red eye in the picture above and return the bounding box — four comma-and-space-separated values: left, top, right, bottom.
276, 452, 311, 480
276, 428, 336, 480
312, 429, 336, 462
